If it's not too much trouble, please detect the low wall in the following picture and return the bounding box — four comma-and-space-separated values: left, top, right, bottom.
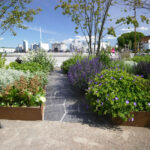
5, 52, 88, 67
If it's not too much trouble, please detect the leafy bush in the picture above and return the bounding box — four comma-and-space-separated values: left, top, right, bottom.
110, 60, 135, 74
86, 69, 150, 121
133, 62, 150, 79
98, 50, 111, 67
132, 55, 150, 63
0, 69, 31, 91
68, 57, 103, 91
0, 53, 6, 68
8, 62, 44, 73
61, 54, 85, 74
23, 50, 55, 72
0, 69, 47, 92
0, 76, 46, 107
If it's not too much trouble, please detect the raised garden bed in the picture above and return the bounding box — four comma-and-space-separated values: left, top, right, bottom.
112, 112, 150, 127
0, 105, 44, 121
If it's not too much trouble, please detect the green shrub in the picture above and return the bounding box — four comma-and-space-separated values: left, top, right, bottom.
61, 54, 85, 74
86, 69, 150, 121
110, 60, 135, 74
98, 50, 111, 67
0, 76, 46, 107
24, 50, 55, 72
132, 55, 150, 63
0, 69, 48, 92
0, 53, 6, 68
8, 62, 43, 73
0, 68, 31, 91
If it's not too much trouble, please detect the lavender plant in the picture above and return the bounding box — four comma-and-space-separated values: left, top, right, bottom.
68, 57, 103, 91
133, 62, 150, 79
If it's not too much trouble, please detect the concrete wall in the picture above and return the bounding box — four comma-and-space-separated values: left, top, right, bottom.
5, 52, 86, 67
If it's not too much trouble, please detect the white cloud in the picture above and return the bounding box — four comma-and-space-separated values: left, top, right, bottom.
121, 28, 134, 32
62, 38, 74, 45
138, 26, 149, 31
120, 26, 149, 32
28, 26, 56, 35
104, 35, 117, 40
0, 37, 4, 40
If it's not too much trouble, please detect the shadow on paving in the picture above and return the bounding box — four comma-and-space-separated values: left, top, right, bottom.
45, 69, 122, 131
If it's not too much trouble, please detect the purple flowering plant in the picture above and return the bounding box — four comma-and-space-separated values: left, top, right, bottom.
68, 57, 103, 91
133, 62, 150, 79
86, 69, 150, 121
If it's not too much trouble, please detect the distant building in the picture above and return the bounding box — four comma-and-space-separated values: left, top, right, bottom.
39, 42, 49, 51
141, 36, 150, 43
70, 40, 87, 52
141, 36, 150, 50
70, 39, 110, 53
23, 40, 29, 52
31, 43, 39, 51
0, 47, 15, 53
52, 43, 67, 52
16, 44, 23, 52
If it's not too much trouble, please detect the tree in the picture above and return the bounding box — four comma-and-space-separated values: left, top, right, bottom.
55, 0, 114, 55
117, 31, 145, 50
116, 0, 149, 51
0, 0, 41, 36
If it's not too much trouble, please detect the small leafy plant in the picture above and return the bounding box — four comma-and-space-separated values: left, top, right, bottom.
132, 55, 150, 63
0, 76, 46, 107
8, 62, 43, 73
0, 53, 6, 68
86, 69, 150, 121
24, 50, 55, 72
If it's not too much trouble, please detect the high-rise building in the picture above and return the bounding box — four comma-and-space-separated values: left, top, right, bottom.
23, 40, 28, 52
16, 44, 23, 52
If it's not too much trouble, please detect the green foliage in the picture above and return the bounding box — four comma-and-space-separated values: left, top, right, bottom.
0, 68, 48, 92
116, 0, 149, 28
0, 53, 6, 68
98, 50, 111, 67
23, 50, 55, 72
110, 60, 135, 74
0, 76, 46, 107
55, 0, 113, 55
61, 54, 85, 74
132, 55, 150, 63
0, 0, 41, 35
8, 62, 43, 73
117, 32, 145, 50
86, 69, 150, 121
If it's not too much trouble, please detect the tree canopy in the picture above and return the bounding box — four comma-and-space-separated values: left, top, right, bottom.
0, 0, 41, 36
55, 0, 114, 55
117, 32, 145, 50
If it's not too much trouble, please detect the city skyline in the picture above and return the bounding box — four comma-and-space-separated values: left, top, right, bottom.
0, 0, 149, 48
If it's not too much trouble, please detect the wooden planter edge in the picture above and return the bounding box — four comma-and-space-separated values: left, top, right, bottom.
111, 111, 150, 127
0, 104, 44, 121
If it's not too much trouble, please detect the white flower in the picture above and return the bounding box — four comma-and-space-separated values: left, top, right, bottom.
40, 96, 46, 103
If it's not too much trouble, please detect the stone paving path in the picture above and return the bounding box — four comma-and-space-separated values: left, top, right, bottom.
44, 69, 108, 124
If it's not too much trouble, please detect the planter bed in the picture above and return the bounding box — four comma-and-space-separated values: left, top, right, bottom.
0, 105, 44, 121
112, 112, 150, 127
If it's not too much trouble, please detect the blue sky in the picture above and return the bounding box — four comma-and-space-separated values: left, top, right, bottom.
0, 0, 149, 48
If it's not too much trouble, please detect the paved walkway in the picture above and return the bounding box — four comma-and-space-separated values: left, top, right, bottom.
0, 120, 150, 150
44, 69, 108, 125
